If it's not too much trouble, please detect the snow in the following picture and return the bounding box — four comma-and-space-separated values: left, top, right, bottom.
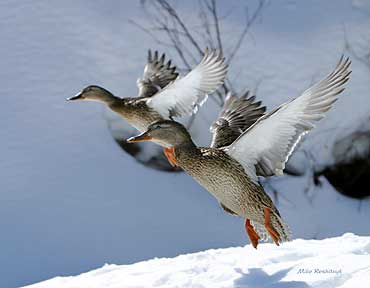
24, 234, 370, 288
1, 0, 370, 287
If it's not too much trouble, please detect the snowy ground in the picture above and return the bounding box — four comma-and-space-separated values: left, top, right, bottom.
2, 0, 370, 287
24, 234, 370, 288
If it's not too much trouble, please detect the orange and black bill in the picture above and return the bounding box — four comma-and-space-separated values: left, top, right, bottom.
66, 92, 83, 101
126, 131, 152, 143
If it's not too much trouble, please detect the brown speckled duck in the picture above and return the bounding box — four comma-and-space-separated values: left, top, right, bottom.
127, 57, 351, 248
67, 49, 228, 163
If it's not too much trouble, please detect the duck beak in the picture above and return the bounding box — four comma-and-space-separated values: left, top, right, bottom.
126, 131, 152, 143
66, 92, 84, 101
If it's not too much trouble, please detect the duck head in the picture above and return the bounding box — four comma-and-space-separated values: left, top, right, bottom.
67, 85, 115, 103
126, 120, 193, 148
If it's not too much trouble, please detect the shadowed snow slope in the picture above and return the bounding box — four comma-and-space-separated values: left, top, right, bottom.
25, 234, 370, 288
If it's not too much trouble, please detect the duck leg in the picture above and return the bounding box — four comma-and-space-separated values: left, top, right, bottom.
164, 147, 177, 167
245, 218, 260, 249
264, 207, 280, 246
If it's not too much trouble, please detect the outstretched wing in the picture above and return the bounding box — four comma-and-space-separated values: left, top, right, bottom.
137, 50, 178, 98
210, 91, 266, 148
147, 49, 228, 118
225, 56, 351, 181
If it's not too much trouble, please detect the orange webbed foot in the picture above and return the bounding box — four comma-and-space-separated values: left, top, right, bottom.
264, 207, 280, 246
164, 147, 177, 167
245, 218, 260, 249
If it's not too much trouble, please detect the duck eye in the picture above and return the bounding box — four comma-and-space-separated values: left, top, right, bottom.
162, 124, 171, 129
153, 123, 162, 129
83, 87, 93, 93
149, 124, 158, 131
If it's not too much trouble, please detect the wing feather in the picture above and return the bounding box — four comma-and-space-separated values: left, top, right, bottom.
210, 91, 266, 148
147, 49, 228, 118
225, 56, 351, 181
137, 50, 178, 98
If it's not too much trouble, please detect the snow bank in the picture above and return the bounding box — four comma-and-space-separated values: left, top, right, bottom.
25, 234, 370, 288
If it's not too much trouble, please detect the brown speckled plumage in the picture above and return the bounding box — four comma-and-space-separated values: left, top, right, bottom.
173, 141, 291, 243
128, 118, 291, 244
109, 97, 164, 132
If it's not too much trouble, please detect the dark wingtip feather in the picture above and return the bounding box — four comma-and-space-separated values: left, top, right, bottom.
148, 49, 152, 62
160, 53, 165, 63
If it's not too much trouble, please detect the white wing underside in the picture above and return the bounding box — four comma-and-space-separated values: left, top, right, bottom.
225, 56, 351, 182
147, 49, 228, 118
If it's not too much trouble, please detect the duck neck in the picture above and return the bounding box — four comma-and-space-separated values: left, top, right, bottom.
173, 138, 201, 166
99, 90, 120, 106
174, 138, 197, 152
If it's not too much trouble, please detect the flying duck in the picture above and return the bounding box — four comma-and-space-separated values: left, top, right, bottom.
126, 57, 351, 248
67, 49, 228, 164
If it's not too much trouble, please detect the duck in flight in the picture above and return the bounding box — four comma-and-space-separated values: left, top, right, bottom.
127, 57, 351, 248
67, 49, 228, 164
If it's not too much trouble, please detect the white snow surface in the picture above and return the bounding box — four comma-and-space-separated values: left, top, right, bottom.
2, 0, 370, 287
25, 234, 370, 288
